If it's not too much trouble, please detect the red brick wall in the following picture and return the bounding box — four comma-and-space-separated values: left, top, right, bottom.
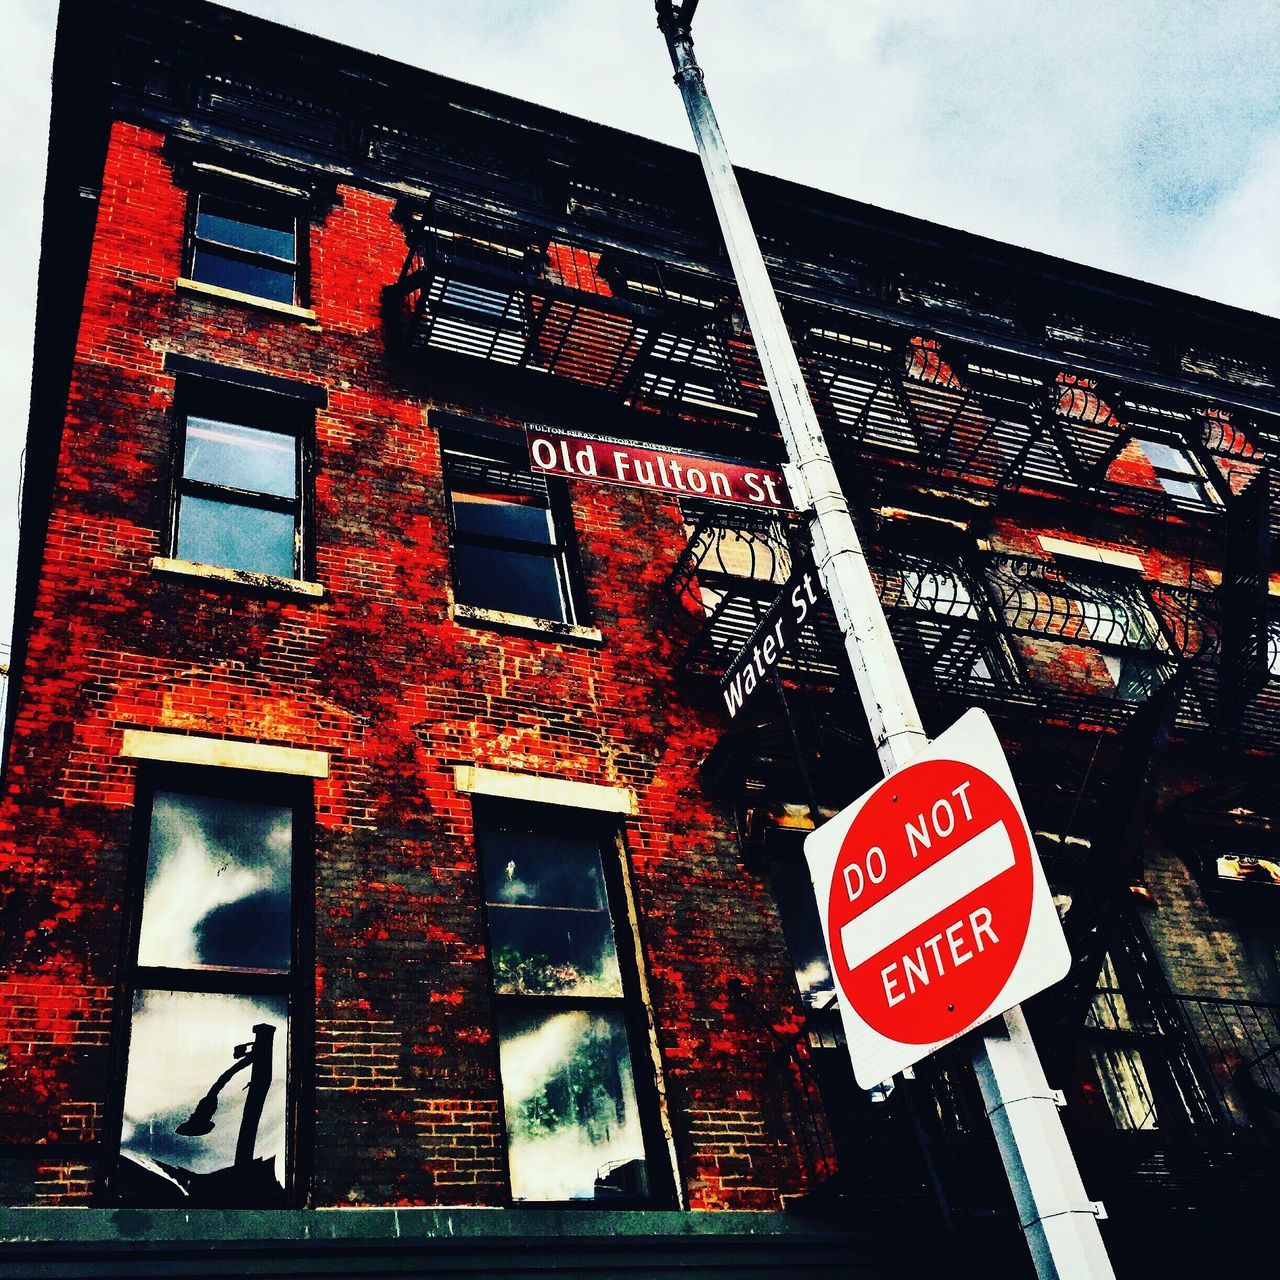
0, 122, 819, 1208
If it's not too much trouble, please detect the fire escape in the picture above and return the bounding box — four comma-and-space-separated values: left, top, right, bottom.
384, 168, 1280, 1223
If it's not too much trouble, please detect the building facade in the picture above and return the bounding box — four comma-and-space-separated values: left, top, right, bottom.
1, 1, 1277, 1274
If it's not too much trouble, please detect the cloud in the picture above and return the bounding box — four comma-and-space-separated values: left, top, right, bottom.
1, 1, 1276, 648
1164, 130, 1280, 314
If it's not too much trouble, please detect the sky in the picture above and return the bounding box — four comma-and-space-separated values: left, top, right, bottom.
1, 0, 1279, 697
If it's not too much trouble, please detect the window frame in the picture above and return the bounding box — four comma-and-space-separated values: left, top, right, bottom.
167, 379, 313, 584
103, 764, 314, 1208
185, 181, 306, 309
441, 427, 588, 627
474, 800, 675, 1209
1133, 432, 1221, 508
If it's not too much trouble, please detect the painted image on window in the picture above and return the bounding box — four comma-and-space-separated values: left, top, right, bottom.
117, 990, 288, 1204
496, 1007, 648, 1201
136, 791, 292, 971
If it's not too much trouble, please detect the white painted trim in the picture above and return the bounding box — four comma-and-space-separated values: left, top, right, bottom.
176, 277, 318, 321
451, 603, 604, 646
1037, 535, 1143, 573
454, 765, 637, 815
151, 556, 325, 598
189, 162, 311, 200
121, 729, 329, 778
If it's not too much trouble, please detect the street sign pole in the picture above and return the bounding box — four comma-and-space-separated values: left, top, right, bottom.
655, 6, 1113, 1276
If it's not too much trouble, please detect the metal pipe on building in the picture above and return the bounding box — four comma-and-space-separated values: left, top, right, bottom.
654, 5, 1113, 1275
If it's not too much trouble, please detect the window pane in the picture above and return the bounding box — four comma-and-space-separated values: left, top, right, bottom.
480, 830, 609, 910
176, 494, 296, 579
496, 1007, 648, 1201
184, 417, 296, 499
1138, 438, 1197, 476
768, 859, 835, 1009
454, 542, 566, 620
1155, 476, 1206, 502
118, 990, 288, 1204
488, 906, 621, 997
137, 791, 292, 971
192, 246, 295, 305
452, 491, 555, 545
196, 196, 295, 261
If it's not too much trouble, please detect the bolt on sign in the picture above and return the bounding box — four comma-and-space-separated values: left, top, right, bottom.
805, 708, 1070, 1088
719, 552, 822, 720
527, 426, 791, 510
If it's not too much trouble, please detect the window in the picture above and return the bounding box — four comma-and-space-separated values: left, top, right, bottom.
112, 771, 308, 1206
1135, 435, 1219, 507
477, 808, 668, 1203
680, 502, 791, 616
999, 556, 1171, 702
170, 385, 307, 580
878, 548, 1020, 694
1063, 576, 1167, 700
189, 190, 300, 306
443, 432, 583, 624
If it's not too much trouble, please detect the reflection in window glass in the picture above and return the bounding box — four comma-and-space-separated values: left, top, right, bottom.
191, 249, 296, 306
453, 492, 554, 545
496, 1007, 647, 1202
1135, 437, 1216, 506
454, 543, 566, 620
176, 496, 297, 579
768, 857, 834, 1009
481, 830, 609, 909
183, 417, 296, 498
196, 196, 295, 261
172, 402, 302, 581
119, 990, 288, 1200
444, 441, 578, 623
191, 193, 297, 305
479, 820, 652, 1202
137, 792, 292, 971
483, 830, 620, 997
488, 907, 621, 997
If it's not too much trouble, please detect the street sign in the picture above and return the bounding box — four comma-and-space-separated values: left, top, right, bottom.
719, 551, 821, 719
527, 426, 791, 510
805, 708, 1070, 1087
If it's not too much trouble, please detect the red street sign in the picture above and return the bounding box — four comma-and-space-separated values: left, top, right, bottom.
805, 709, 1069, 1086
527, 426, 791, 510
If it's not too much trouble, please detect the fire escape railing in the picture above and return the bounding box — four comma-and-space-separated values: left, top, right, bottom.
779, 986, 1280, 1213
386, 200, 775, 427
1072, 991, 1280, 1140
664, 525, 1280, 747
385, 198, 1278, 530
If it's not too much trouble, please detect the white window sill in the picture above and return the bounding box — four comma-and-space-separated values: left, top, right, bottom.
176, 277, 318, 322
452, 603, 603, 646
151, 556, 325, 599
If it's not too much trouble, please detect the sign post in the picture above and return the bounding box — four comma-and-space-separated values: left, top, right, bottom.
655, 4, 1113, 1275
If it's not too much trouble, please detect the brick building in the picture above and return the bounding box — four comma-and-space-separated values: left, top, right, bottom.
1, 0, 1277, 1274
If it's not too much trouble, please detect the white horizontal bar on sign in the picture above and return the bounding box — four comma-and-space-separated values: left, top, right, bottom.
840, 823, 1015, 971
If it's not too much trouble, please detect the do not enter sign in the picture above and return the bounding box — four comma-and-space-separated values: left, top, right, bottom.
805, 709, 1069, 1087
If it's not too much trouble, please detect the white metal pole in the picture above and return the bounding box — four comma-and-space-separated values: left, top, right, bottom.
656, 10, 1113, 1277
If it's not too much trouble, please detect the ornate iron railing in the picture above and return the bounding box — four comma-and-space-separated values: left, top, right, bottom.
1073, 991, 1280, 1138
